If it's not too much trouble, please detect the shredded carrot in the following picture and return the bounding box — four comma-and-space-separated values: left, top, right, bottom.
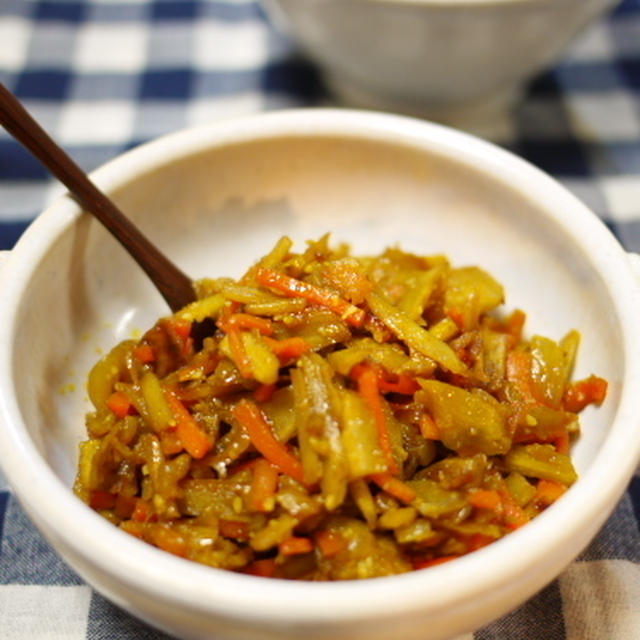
227, 457, 262, 476
106, 390, 132, 419
357, 367, 398, 474
505, 309, 526, 344
165, 319, 193, 358
370, 473, 416, 504
506, 351, 540, 405
254, 383, 277, 403
279, 536, 314, 556
378, 373, 420, 395
535, 479, 567, 506
563, 375, 608, 413
170, 319, 192, 340
120, 520, 144, 539
225, 313, 274, 335
233, 399, 306, 485
133, 344, 155, 363
151, 527, 187, 557
553, 430, 570, 455
498, 485, 529, 530
412, 556, 458, 570
250, 458, 279, 512
114, 494, 137, 519
447, 308, 465, 330
219, 519, 250, 541
418, 413, 440, 440
349, 362, 373, 381
132, 499, 155, 523
160, 429, 184, 456
350, 362, 419, 395
315, 530, 346, 557
244, 558, 276, 577
468, 533, 495, 551
89, 490, 116, 510
263, 336, 312, 360
256, 267, 365, 327
468, 489, 501, 511
226, 327, 253, 379
164, 391, 212, 459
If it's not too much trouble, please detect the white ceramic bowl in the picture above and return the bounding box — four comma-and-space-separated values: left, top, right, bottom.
1, 109, 639, 640
263, 0, 619, 124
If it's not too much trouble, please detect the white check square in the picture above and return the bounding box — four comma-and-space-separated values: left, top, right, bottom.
57, 100, 136, 145
560, 559, 640, 640
74, 23, 148, 73
0, 584, 92, 640
600, 175, 640, 222
566, 90, 640, 142
193, 22, 271, 70
563, 22, 614, 63
0, 16, 32, 72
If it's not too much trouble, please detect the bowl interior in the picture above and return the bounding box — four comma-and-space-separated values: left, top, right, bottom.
11, 132, 623, 489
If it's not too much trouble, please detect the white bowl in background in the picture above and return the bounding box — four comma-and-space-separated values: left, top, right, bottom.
0, 109, 639, 640
263, 0, 619, 125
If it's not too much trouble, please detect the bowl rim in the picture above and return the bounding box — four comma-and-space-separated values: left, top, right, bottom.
1, 107, 639, 627
268, 0, 602, 9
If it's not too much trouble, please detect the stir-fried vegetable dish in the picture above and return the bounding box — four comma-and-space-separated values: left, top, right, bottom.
75, 235, 607, 580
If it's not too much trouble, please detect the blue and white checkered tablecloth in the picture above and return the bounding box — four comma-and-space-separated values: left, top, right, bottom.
1, 1, 639, 638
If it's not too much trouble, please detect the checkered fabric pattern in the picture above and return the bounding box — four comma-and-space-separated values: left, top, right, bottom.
0, 1, 639, 638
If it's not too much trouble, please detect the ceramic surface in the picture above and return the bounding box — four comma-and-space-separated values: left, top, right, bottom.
263, 0, 618, 125
0, 109, 639, 640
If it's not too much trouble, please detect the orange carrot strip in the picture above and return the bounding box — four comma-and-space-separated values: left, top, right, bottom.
563, 375, 608, 413
226, 327, 253, 378
219, 519, 250, 541
106, 391, 132, 419
254, 383, 277, 403
505, 309, 526, 343
228, 457, 262, 476
535, 479, 567, 506
244, 558, 276, 577
114, 494, 137, 519
419, 413, 440, 440
447, 308, 465, 330
498, 486, 529, 530
134, 344, 156, 363
349, 362, 373, 381
226, 313, 274, 335
468, 489, 501, 511
357, 368, 398, 474
170, 319, 192, 340
164, 391, 212, 459
314, 530, 346, 558
250, 458, 280, 512
132, 499, 155, 523
553, 431, 570, 455
468, 533, 495, 551
506, 351, 541, 405
513, 420, 570, 453
160, 429, 184, 456
256, 268, 365, 327
378, 373, 420, 395
351, 363, 419, 396
369, 473, 416, 504
120, 520, 144, 539
151, 527, 187, 557
279, 536, 314, 556
263, 336, 312, 361
89, 490, 116, 510
165, 319, 193, 358
412, 556, 459, 570
233, 399, 306, 485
